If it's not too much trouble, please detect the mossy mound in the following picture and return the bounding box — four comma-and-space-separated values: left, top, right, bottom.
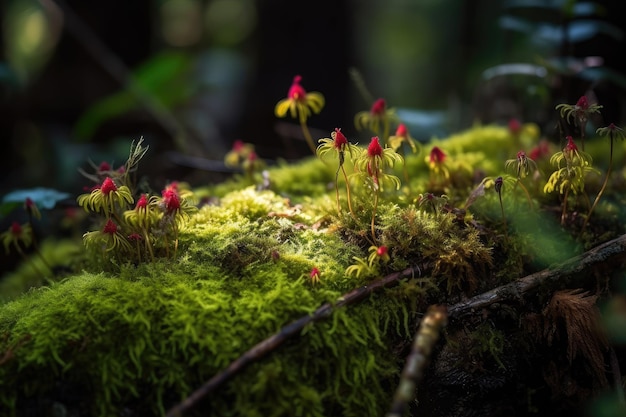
2, 123, 622, 417
0, 180, 490, 416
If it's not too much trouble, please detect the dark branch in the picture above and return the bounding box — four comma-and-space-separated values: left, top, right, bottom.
448, 233, 626, 319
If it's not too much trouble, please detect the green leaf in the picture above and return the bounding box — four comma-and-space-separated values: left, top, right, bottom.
73, 52, 194, 141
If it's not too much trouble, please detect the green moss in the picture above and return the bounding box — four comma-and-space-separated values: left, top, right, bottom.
0, 185, 415, 416
1, 123, 621, 416
0, 238, 84, 303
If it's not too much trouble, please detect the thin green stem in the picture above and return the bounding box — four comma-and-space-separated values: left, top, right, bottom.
334, 166, 341, 214
340, 165, 356, 219
497, 192, 508, 241
561, 188, 570, 225
371, 189, 379, 243
299, 120, 317, 155
515, 180, 533, 209
142, 229, 155, 261
15, 244, 46, 279
382, 119, 390, 146
582, 134, 614, 234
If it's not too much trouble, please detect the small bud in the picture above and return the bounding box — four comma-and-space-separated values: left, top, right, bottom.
100, 178, 118, 195
367, 137, 383, 158
103, 219, 118, 235
371, 98, 386, 116
494, 176, 503, 194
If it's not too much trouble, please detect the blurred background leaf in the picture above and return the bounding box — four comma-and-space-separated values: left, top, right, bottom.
3, 0, 62, 85
72, 51, 195, 141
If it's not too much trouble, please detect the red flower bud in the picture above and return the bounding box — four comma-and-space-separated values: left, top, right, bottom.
371, 98, 386, 116
10, 221, 22, 237
103, 219, 118, 235
367, 137, 383, 157
98, 161, 111, 172
429, 146, 446, 164
333, 128, 348, 149
100, 178, 118, 195
162, 189, 181, 214
288, 75, 306, 101
136, 194, 148, 209
395, 123, 408, 137
565, 136, 578, 152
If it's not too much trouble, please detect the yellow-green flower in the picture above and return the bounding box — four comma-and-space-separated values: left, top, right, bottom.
123, 194, 157, 230
543, 136, 598, 195
556, 95, 603, 128
274, 75, 325, 125
77, 177, 134, 218
317, 128, 360, 216
504, 151, 538, 180
353, 136, 403, 191
317, 128, 360, 165
388, 123, 420, 155
354, 98, 399, 142
83, 219, 132, 252
1, 221, 32, 254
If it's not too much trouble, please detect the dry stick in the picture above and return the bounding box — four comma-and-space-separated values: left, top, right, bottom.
165, 266, 421, 417
386, 305, 448, 417
448, 232, 626, 319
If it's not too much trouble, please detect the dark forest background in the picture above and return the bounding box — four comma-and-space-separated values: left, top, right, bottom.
1, 0, 625, 209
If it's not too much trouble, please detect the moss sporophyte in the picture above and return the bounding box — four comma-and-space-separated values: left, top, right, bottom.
316, 127, 360, 217
352, 136, 402, 242
354, 98, 399, 145
274, 75, 325, 154
544, 135, 599, 225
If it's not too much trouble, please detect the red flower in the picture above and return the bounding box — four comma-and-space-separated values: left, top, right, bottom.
333, 128, 348, 149
529, 140, 550, 160
98, 161, 111, 172
24, 197, 42, 220
103, 219, 118, 235
508, 118, 521, 134
136, 194, 148, 209
367, 137, 383, 157
232, 140, 245, 152
565, 135, 578, 152
429, 146, 446, 164
100, 177, 118, 195
10, 221, 22, 237
288, 75, 306, 101
371, 98, 386, 116
309, 267, 321, 284
162, 189, 181, 214
376, 246, 388, 257
576, 96, 588, 110
395, 123, 408, 138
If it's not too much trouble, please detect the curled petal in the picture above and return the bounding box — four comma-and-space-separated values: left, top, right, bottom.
274, 99, 292, 118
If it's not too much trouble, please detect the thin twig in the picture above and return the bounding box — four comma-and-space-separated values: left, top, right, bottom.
386, 305, 448, 417
165, 266, 421, 417
448, 233, 626, 319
